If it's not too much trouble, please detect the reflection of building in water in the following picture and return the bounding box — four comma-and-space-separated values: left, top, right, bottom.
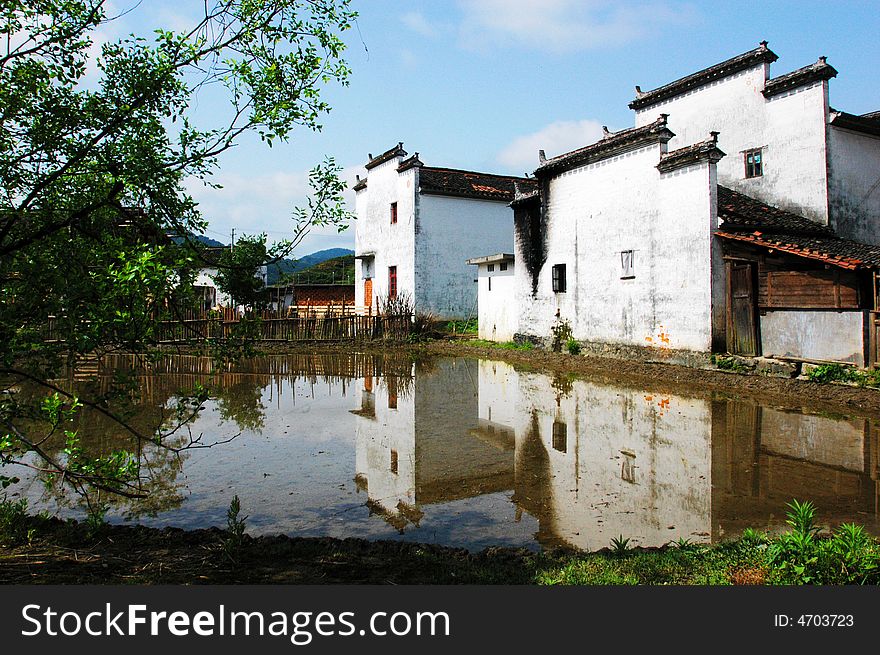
354, 355, 879, 548
508, 366, 712, 551
479, 361, 880, 549
354, 359, 514, 532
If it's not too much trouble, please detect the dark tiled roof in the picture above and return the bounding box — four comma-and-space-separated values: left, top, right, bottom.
717, 185, 834, 236
364, 142, 407, 170
656, 134, 725, 173
763, 58, 837, 97
352, 177, 367, 191
418, 167, 535, 202
715, 186, 880, 270
716, 230, 880, 270
830, 110, 880, 137
629, 42, 778, 110
535, 116, 673, 177
397, 153, 423, 173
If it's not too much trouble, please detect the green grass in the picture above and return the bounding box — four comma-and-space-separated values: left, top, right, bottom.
444, 318, 478, 334
806, 363, 880, 388
468, 339, 534, 351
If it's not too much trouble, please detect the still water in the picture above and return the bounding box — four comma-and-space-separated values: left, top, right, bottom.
7, 353, 880, 551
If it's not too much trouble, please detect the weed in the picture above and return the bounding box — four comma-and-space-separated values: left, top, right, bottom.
445, 318, 477, 335
610, 535, 631, 556
806, 363, 880, 388
670, 537, 695, 550
223, 494, 248, 561
713, 355, 750, 373
566, 338, 581, 355
0, 496, 30, 546
550, 319, 573, 353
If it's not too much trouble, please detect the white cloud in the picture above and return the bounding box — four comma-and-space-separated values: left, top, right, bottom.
497, 119, 606, 170
401, 11, 436, 38
457, 0, 697, 54
184, 164, 363, 252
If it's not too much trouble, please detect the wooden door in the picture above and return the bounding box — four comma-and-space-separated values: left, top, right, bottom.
727, 262, 758, 356
364, 278, 372, 309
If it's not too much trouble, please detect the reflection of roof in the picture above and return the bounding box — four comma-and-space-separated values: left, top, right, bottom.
419, 167, 534, 202
629, 42, 778, 110
715, 186, 880, 270
535, 116, 673, 176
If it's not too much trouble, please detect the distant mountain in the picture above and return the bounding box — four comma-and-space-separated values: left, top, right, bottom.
266, 248, 354, 285
171, 233, 226, 248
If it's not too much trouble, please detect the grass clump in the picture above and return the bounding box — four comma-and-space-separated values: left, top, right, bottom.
710, 354, 750, 373
444, 318, 477, 335
806, 363, 880, 388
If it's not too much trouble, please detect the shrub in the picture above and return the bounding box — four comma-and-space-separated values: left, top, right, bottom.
566, 338, 581, 355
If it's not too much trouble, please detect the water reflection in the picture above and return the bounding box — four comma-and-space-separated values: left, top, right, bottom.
5, 353, 879, 551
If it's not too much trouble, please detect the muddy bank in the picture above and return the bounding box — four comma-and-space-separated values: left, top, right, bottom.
0, 516, 536, 585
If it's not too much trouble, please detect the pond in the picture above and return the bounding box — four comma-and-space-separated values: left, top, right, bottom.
5, 352, 880, 552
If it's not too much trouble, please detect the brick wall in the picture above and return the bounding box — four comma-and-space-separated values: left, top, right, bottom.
294, 284, 355, 306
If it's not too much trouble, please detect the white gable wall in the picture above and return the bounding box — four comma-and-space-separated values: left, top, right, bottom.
517, 144, 719, 352
354, 159, 417, 310
828, 126, 880, 243
634, 64, 831, 224
416, 194, 514, 319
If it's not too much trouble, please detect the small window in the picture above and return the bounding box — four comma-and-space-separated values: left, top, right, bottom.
621, 250, 635, 279
390, 449, 399, 474
388, 376, 398, 409
487, 264, 494, 272
552, 264, 566, 293
744, 149, 763, 178
388, 266, 397, 299
552, 421, 567, 453
499, 262, 508, 271
390, 202, 398, 224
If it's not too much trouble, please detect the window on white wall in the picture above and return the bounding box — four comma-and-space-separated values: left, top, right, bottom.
487, 264, 494, 272
500, 262, 508, 271
552, 264, 566, 292
744, 149, 763, 178
621, 250, 635, 279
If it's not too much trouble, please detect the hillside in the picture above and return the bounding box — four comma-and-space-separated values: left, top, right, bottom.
266, 248, 353, 285
282, 254, 355, 285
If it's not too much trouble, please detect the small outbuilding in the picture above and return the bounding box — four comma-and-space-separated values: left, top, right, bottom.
466, 253, 517, 342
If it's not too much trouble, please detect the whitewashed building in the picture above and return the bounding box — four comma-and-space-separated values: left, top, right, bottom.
353, 143, 533, 319
465, 253, 517, 341
192, 246, 268, 311
499, 43, 880, 366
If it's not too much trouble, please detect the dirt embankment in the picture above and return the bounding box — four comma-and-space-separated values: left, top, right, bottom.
0, 517, 535, 585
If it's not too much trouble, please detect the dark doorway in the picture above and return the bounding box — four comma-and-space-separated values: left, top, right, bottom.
727, 261, 759, 356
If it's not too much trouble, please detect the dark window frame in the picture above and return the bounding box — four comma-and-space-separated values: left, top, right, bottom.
552, 264, 567, 293
621, 250, 635, 279
388, 265, 397, 299
390, 202, 398, 224
500, 262, 508, 271
744, 148, 763, 178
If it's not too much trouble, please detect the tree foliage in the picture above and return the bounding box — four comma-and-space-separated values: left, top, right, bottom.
0, 0, 355, 503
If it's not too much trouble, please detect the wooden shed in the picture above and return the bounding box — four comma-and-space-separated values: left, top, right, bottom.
715, 186, 880, 366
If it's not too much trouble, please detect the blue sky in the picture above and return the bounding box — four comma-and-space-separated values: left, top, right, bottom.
103, 1, 880, 255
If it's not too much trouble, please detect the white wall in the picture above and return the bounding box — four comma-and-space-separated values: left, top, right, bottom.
760, 310, 867, 365
828, 126, 880, 243
354, 159, 417, 310
416, 194, 515, 319
475, 262, 517, 341
634, 65, 831, 224
517, 143, 719, 352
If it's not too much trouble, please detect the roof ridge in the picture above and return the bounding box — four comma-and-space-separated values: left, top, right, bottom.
762, 56, 837, 98
629, 41, 778, 110
536, 114, 674, 176
419, 165, 531, 181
